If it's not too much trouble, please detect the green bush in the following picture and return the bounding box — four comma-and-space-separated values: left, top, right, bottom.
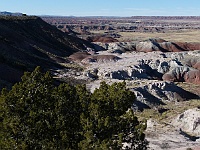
0, 67, 148, 150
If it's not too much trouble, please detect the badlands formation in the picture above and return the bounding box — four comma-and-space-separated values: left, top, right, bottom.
65, 38, 200, 150
1, 15, 199, 149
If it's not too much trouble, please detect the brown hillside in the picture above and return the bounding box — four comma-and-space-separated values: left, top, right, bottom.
0, 16, 94, 87
0, 16, 94, 68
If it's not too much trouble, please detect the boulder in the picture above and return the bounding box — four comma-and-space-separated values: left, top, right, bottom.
172, 108, 200, 136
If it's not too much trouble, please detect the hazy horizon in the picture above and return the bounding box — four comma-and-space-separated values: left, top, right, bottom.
1, 0, 200, 17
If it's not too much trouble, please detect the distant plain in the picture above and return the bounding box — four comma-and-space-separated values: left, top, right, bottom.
117, 29, 200, 42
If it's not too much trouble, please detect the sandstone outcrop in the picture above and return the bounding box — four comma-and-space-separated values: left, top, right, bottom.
93, 38, 200, 53
184, 70, 200, 84
85, 80, 199, 111
172, 108, 200, 136
69, 51, 120, 63
162, 66, 193, 82
78, 50, 200, 85
131, 81, 198, 110
182, 56, 200, 70
93, 42, 136, 53
162, 54, 200, 84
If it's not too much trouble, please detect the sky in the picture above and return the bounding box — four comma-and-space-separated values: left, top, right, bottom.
1, 0, 200, 16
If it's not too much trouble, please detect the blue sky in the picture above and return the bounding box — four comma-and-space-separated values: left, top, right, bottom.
1, 0, 200, 16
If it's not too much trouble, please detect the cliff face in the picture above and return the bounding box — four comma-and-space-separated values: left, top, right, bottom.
0, 16, 94, 86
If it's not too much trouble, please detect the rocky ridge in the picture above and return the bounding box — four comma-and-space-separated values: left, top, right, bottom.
93, 38, 200, 53
0, 15, 94, 88
64, 48, 200, 111
77, 50, 200, 84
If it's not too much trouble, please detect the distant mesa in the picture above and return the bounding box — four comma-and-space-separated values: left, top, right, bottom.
0, 11, 24, 16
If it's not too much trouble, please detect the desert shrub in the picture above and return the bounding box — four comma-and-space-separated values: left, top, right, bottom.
0, 67, 148, 150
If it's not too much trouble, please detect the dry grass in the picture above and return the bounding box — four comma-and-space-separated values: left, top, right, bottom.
136, 99, 200, 124
175, 82, 200, 96
117, 29, 200, 43
128, 80, 200, 123
135, 82, 200, 123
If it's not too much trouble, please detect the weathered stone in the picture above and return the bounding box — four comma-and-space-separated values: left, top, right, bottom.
184, 70, 200, 84
172, 108, 200, 136
193, 61, 200, 70
162, 66, 193, 82
131, 81, 198, 110
157, 61, 170, 74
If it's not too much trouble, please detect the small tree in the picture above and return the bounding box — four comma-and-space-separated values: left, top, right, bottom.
79, 81, 148, 149
0, 67, 81, 149
0, 67, 148, 150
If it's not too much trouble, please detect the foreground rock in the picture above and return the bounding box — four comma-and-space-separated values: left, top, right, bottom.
172, 108, 200, 136
146, 108, 200, 150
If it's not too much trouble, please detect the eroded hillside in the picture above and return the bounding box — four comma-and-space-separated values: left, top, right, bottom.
0, 16, 94, 88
